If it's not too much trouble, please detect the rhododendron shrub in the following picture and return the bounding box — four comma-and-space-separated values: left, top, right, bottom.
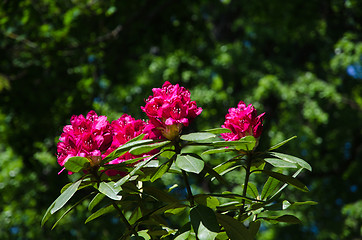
44, 82, 314, 240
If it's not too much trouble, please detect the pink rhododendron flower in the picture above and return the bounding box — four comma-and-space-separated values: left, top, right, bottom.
141, 81, 202, 140
103, 114, 149, 176
57, 110, 113, 174
221, 101, 265, 141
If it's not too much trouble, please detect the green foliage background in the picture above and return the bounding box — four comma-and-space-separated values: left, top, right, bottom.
0, 0, 361, 239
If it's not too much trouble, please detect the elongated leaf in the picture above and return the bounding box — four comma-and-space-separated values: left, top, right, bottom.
268, 136, 297, 151
212, 136, 256, 151
41, 202, 55, 227
64, 157, 90, 172
176, 153, 204, 174
260, 214, 301, 224
202, 164, 228, 186
202, 148, 234, 155
249, 221, 261, 238
264, 158, 298, 168
129, 140, 170, 155
50, 180, 82, 214
85, 204, 114, 224
143, 186, 179, 203
88, 193, 105, 211
98, 182, 122, 200
245, 182, 259, 199
190, 205, 220, 240
102, 139, 154, 164
151, 159, 173, 182
114, 151, 162, 186
216, 213, 252, 240
270, 152, 311, 171
261, 170, 308, 192
52, 193, 91, 229
269, 168, 304, 201
261, 177, 280, 200
181, 132, 216, 141
194, 195, 220, 210
204, 128, 232, 134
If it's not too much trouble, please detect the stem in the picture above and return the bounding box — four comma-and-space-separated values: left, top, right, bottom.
182, 170, 195, 207
174, 140, 195, 207
239, 153, 252, 220
91, 169, 138, 237
112, 202, 139, 237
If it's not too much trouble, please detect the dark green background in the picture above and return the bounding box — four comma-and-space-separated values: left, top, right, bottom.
1, 0, 361, 239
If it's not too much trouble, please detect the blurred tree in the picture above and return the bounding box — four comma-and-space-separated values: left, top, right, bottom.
0, 0, 361, 239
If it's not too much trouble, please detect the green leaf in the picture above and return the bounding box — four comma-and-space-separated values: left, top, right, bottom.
52, 193, 91, 229
50, 180, 82, 214
180, 132, 216, 141
190, 205, 220, 240
135, 230, 151, 240
202, 148, 234, 155
41, 202, 55, 227
85, 204, 114, 224
269, 168, 304, 201
249, 221, 261, 238
283, 200, 318, 209
88, 193, 105, 211
268, 136, 297, 151
129, 140, 170, 155
194, 195, 220, 210
204, 128, 232, 134
216, 213, 252, 240
212, 136, 256, 151
114, 151, 162, 186
98, 182, 122, 200
261, 177, 280, 200
143, 186, 179, 203
102, 138, 154, 164
176, 153, 205, 174
264, 158, 298, 168
245, 182, 259, 199
260, 214, 302, 224
64, 157, 90, 172
261, 170, 309, 192
150, 159, 173, 182
269, 152, 312, 171
202, 164, 228, 186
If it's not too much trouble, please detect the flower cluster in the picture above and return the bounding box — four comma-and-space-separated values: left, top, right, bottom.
57, 111, 113, 173
221, 101, 265, 141
141, 81, 202, 140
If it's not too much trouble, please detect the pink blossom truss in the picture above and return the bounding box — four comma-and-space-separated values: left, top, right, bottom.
221, 101, 265, 141
141, 81, 202, 140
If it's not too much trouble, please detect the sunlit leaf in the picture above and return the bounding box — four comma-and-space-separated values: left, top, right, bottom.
88, 193, 105, 211
268, 136, 297, 151
129, 140, 170, 155
269, 152, 312, 171
261, 176, 280, 200
203, 128, 232, 134
181, 132, 216, 141
64, 156, 90, 172
264, 158, 298, 168
176, 153, 204, 174
261, 170, 309, 192
50, 180, 82, 214
98, 182, 122, 201
85, 204, 114, 224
